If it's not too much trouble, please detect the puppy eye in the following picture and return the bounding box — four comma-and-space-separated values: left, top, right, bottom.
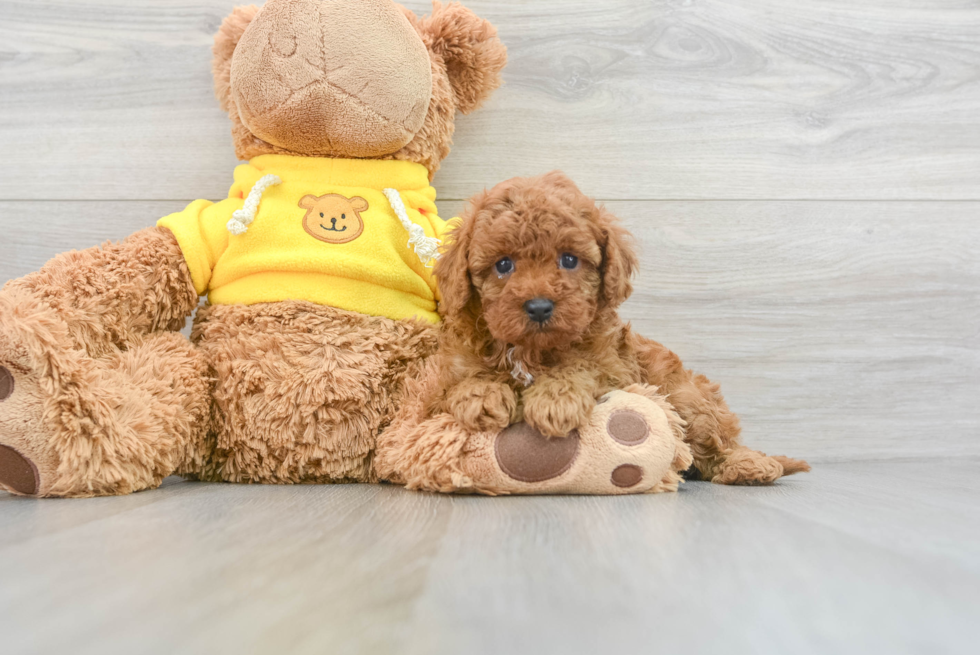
494, 257, 515, 276
342, 214, 346, 219
559, 253, 579, 270
320, 212, 324, 218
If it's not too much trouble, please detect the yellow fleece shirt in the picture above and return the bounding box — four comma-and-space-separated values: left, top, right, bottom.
158, 156, 451, 324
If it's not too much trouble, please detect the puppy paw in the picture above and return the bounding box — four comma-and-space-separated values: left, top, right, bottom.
446, 379, 517, 433
522, 384, 595, 438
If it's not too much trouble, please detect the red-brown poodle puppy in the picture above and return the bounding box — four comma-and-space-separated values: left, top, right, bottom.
430, 171, 809, 484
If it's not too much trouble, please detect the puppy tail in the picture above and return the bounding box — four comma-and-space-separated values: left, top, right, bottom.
773, 455, 811, 476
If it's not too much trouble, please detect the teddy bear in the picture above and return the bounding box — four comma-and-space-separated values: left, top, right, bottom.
0, 0, 714, 498
0, 0, 511, 497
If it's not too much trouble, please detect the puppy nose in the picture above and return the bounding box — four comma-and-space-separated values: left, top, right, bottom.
524, 298, 555, 323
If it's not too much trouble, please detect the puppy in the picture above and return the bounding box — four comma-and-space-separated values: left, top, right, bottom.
430, 171, 809, 485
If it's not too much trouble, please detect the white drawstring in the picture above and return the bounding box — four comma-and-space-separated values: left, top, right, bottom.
227, 174, 282, 235
383, 188, 442, 268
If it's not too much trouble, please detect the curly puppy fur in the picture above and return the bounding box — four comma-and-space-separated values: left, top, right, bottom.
431, 172, 810, 485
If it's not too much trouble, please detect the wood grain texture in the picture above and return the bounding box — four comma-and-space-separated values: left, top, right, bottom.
0, 460, 977, 655
612, 200, 980, 461
1, 0, 980, 201
2, 5, 978, 654
3, 199, 976, 461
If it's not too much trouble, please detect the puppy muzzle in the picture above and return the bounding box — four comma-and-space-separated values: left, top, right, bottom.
523, 298, 555, 324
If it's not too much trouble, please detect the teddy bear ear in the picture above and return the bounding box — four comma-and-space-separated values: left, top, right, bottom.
416, 1, 508, 114
298, 194, 318, 210
350, 197, 370, 212
212, 5, 260, 112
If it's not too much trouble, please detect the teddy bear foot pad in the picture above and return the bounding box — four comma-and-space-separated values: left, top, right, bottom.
0, 362, 50, 497
495, 413, 651, 489
460, 389, 692, 495
0, 444, 39, 496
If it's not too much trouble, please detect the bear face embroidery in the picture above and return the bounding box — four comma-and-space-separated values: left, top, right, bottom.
298, 194, 368, 244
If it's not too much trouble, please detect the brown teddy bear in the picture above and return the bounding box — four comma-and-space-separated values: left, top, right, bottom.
0, 0, 509, 497
0, 0, 789, 499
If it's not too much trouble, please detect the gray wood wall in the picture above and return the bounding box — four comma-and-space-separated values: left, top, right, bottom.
1, 0, 978, 462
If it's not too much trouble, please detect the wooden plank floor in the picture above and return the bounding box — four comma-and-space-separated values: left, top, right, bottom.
0, 460, 977, 655
4, 0, 980, 202
2, 0, 978, 460
1, 2, 979, 653
2, 0, 980, 201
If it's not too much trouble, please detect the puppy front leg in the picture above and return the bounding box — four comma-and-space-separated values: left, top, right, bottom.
444, 376, 518, 434
522, 361, 599, 438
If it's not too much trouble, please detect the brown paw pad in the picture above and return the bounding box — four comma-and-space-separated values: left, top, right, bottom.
0, 444, 39, 495
611, 464, 644, 488
0, 366, 12, 401
607, 409, 648, 446
495, 423, 580, 483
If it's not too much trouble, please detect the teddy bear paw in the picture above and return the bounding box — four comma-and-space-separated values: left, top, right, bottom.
460, 388, 691, 495
0, 361, 54, 497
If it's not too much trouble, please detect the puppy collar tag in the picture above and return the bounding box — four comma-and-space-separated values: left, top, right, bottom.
507, 347, 534, 387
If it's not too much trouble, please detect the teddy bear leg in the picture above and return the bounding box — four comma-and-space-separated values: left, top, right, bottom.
0, 227, 207, 497
464, 385, 692, 495
2, 227, 198, 356
193, 301, 437, 484
374, 358, 476, 492
0, 326, 211, 498
377, 370, 692, 496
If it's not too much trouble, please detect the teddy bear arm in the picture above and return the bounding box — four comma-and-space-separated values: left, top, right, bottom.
3, 225, 197, 358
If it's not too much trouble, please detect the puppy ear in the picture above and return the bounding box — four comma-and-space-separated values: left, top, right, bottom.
416, 1, 508, 114
298, 194, 318, 210
596, 206, 638, 309
213, 5, 260, 112
350, 197, 370, 212
435, 211, 478, 319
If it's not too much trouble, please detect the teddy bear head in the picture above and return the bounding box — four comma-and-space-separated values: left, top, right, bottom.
212, 0, 507, 176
